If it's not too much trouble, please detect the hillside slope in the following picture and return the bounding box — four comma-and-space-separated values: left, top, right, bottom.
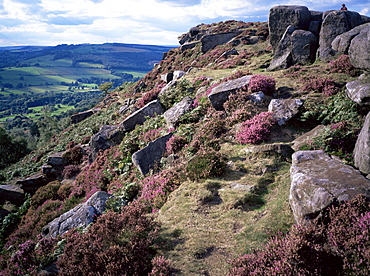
0, 17, 369, 275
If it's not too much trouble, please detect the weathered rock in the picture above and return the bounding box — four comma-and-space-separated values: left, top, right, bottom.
173, 70, 186, 80
349, 23, 370, 70
164, 96, 194, 128
268, 98, 304, 125
268, 5, 311, 52
47, 151, 68, 167
354, 112, 370, 174
16, 173, 48, 194
89, 125, 124, 162
119, 100, 164, 132
71, 109, 98, 124
332, 23, 370, 55
180, 41, 200, 52
161, 72, 174, 83
132, 133, 173, 176
292, 125, 326, 151
0, 185, 24, 205
318, 10, 364, 61
42, 191, 114, 238
346, 76, 370, 105
208, 75, 252, 110
249, 92, 265, 104
201, 31, 242, 53
290, 150, 370, 224
242, 143, 294, 159
119, 98, 136, 115
159, 80, 177, 97
267, 26, 317, 71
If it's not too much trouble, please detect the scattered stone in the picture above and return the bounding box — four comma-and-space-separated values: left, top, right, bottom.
249, 92, 265, 103
132, 133, 173, 176
346, 76, 370, 105
289, 150, 370, 224
201, 31, 242, 53
16, 173, 48, 194
161, 72, 174, 83
47, 151, 68, 167
119, 98, 136, 115
42, 191, 114, 238
71, 109, 99, 124
173, 70, 186, 80
164, 96, 194, 128
292, 125, 326, 151
208, 75, 252, 110
268, 98, 304, 125
242, 143, 294, 159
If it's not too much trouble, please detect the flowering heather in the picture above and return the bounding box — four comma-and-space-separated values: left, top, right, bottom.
149, 256, 173, 276
165, 134, 188, 155
236, 112, 276, 144
301, 76, 341, 97
136, 83, 165, 108
329, 54, 359, 77
248, 75, 276, 94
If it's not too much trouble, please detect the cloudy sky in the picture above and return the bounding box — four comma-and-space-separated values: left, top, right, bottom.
0, 0, 369, 47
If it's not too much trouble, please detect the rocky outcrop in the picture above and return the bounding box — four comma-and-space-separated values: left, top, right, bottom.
16, 173, 48, 194
318, 10, 364, 61
0, 185, 24, 205
164, 96, 194, 128
208, 75, 252, 110
119, 100, 164, 132
346, 74, 370, 105
268, 98, 304, 125
119, 98, 136, 115
332, 23, 370, 55
290, 150, 370, 224
71, 109, 99, 124
201, 31, 242, 53
268, 5, 311, 52
348, 23, 370, 70
354, 112, 370, 174
42, 191, 114, 238
267, 26, 317, 71
132, 133, 173, 176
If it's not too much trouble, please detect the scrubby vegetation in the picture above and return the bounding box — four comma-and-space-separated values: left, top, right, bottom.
0, 19, 368, 276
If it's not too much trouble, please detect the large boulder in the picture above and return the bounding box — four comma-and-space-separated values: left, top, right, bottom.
71, 109, 98, 124
318, 10, 364, 61
208, 75, 252, 110
354, 111, 370, 174
16, 173, 48, 194
267, 26, 317, 71
119, 100, 164, 132
346, 74, 370, 105
201, 31, 242, 53
268, 5, 311, 52
349, 23, 370, 70
132, 133, 173, 176
0, 185, 24, 205
268, 98, 304, 125
332, 23, 370, 55
290, 150, 370, 224
164, 96, 194, 128
292, 125, 326, 151
42, 191, 114, 238
89, 125, 124, 162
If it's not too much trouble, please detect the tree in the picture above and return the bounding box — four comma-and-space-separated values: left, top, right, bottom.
98, 82, 113, 94
0, 127, 30, 169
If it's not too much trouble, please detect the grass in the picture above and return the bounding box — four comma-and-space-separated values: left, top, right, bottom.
156, 142, 293, 275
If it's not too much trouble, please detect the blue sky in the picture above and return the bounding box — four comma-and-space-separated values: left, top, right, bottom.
0, 0, 369, 46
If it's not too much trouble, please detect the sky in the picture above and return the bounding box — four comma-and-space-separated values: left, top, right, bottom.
0, 0, 369, 47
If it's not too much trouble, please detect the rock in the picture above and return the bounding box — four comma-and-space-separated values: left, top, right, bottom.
332, 23, 370, 55
309, 20, 321, 38
180, 41, 200, 52
292, 125, 326, 151
249, 92, 265, 104
119, 98, 136, 115
242, 143, 294, 159
268, 5, 311, 52
159, 80, 177, 97
349, 23, 370, 70
267, 26, 317, 71
161, 72, 174, 83
318, 10, 364, 61
354, 112, 370, 174
164, 96, 194, 128
119, 100, 164, 132
173, 70, 186, 80
346, 77, 370, 105
208, 75, 252, 110
16, 173, 48, 194
71, 109, 98, 124
0, 185, 24, 205
47, 151, 68, 167
201, 31, 242, 53
132, 133, 173, 176
89, 125, 125, 162
290, 150, 370, 224
42, 191, 114, 238
268, 98, 304, 125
